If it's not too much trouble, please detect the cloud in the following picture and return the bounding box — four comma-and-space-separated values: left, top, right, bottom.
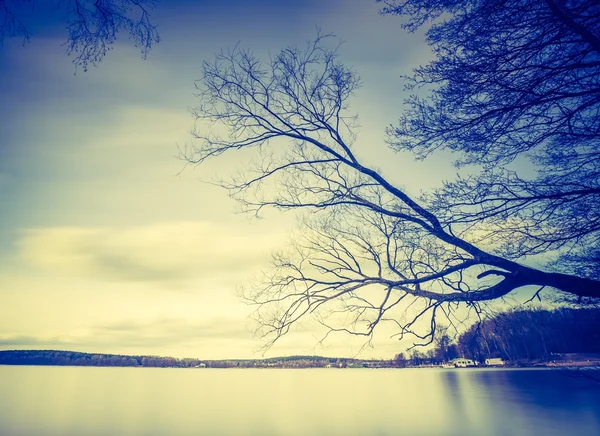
18, 221, 286, 287
0, 316, 253, 351
0, 335, 60, 347
92, 317, 253, 343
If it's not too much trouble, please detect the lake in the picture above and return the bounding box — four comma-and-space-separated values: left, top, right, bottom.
0, 366, 598, 435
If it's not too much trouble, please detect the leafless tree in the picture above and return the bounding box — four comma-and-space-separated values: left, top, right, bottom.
0, 0, 159, 69
379, 0, 600, 298
183, 32, 600, 350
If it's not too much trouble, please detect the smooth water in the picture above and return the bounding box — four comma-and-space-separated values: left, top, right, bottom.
0, 366, 598, 436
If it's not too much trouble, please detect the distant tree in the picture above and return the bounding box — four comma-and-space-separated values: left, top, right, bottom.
446, 344, 459, 361
0, 0, 159, 69
434, 330, 456, 362
409, 350, 425, 366
394, 352, 408, 367
379, 0, 600, 304
184, 24, 600, 352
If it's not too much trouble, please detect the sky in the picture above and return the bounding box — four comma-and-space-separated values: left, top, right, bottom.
0, 0, 465, 359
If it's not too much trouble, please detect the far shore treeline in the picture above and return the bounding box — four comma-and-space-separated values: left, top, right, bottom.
398, 307, 600, 367
0, 350, 379, 369
1, 308, 598, 369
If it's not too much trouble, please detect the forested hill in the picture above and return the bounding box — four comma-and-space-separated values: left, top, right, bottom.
0, 350, 194, 368
447, 307, 600, 363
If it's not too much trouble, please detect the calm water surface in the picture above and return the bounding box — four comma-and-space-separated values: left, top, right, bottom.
0, 366, 598, 435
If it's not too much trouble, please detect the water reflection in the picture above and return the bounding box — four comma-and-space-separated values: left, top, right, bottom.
439, 369, 600, 436
0, 367, 598, 436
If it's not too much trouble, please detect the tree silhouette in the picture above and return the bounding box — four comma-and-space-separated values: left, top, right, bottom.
379, 0, 600, 300
0, 0, 159, 69
183, 26, 600, 349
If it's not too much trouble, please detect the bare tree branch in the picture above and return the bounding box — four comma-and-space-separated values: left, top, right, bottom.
185, 32, 600, 350
0, 0, 160, 70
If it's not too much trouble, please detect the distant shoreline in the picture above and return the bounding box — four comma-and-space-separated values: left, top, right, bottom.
1, 349, 598, 370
